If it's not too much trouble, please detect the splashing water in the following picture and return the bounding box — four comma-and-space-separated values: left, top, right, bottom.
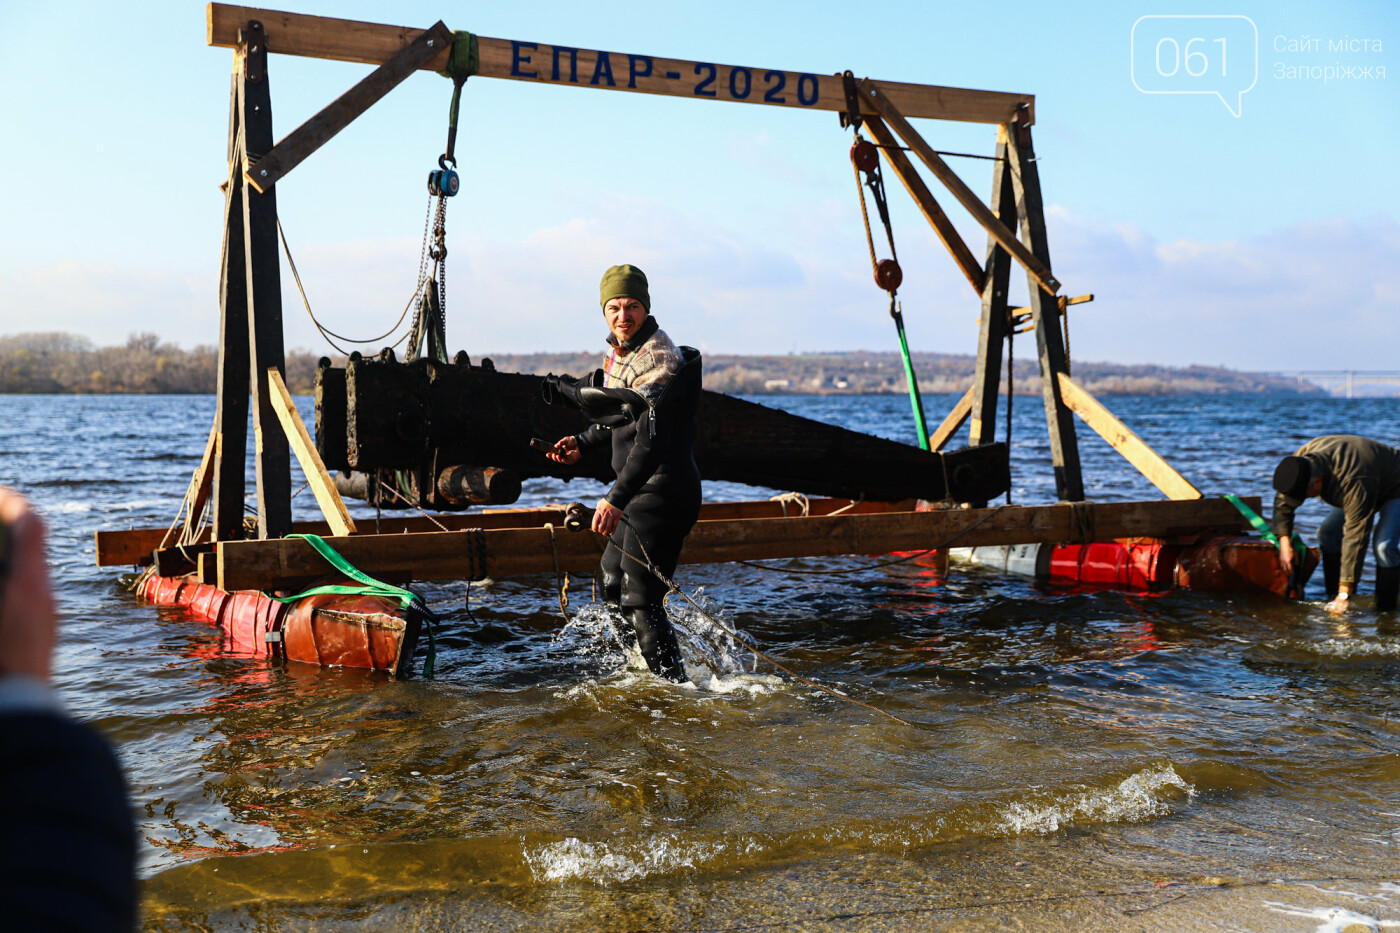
667, 587, 758, 678
551, 589, 774, 690
987, 763, 1197, 836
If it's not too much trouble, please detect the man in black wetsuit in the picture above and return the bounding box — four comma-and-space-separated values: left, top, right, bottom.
545, 264, 702, 682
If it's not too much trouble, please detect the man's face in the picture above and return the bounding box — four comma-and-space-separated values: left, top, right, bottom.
605, 297, 647, 345
1307, 476, 1325, 498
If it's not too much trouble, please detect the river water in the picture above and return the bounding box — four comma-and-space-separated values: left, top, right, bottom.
4, 392, 1400, 932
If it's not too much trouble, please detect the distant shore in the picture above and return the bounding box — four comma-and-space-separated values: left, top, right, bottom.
0, 332, 1324, 396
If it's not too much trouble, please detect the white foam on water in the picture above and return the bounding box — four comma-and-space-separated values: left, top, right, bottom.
1264, 902, 1400, 932
523, 833, 765, 884
58, 501, 93, 513
554, 590, 783, 698
1266, 637, 1400, 660
704, 672, 785, 695
988, 762, 1196, 836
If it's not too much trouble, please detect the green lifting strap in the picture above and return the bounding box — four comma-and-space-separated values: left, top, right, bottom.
268, 533, 438, 677
1224, 494, 1304, 553
438, 31, 479, 165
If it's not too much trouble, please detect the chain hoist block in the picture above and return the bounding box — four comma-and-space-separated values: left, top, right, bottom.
427, 167, 459, 197
850, 138, 880, 173
874, 258, 902, 292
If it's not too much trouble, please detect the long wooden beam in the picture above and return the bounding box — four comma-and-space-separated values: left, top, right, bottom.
267, 369, 356, 535
862, 117, 984, 295
214, 498, 1254, 591
858, 80, 1060, 296
1056, 374, 1202, 501
96, 497, 906, 567
245, 20, 453, 192
206, 4, 1034, 125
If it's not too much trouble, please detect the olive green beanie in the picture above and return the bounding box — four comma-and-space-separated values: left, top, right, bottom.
599, 264, 650, 311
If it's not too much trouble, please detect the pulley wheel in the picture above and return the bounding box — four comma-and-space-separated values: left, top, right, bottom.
850, 138, 880, 173
875, 258, 903, 292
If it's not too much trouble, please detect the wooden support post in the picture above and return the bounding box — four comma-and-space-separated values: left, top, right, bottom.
267, 369, 358, 535
214, 497, 1257, 591
858, 80, 1060, 297
862, 117, 984, 295
927, 385, 974, 452
1056, 374, 1202, 500
1006, 114, 1083, 501
213, 69, 250, 542
239, 21, 292, 539
969, 127, 1016, 448
245, 20, 454, 193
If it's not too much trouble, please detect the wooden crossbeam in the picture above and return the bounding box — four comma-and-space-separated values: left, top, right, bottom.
266, 369, 357, 535
928, 385, 974, 452
97, 498, 906, 567
245, 20, 453, 193
862, 117, 984, 295
858, 79, 1060, 296
206, 4, 1034, 125
213, 497, 1255, 591
1056, 374, 1202, 501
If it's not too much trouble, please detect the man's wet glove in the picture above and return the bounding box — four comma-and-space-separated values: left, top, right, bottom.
540, 370, 647, 427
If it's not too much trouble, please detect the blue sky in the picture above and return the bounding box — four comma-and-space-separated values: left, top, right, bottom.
1, 0, 1395, 370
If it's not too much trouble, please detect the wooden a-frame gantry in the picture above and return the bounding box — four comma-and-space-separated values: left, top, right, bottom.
94, 5, 1240, 591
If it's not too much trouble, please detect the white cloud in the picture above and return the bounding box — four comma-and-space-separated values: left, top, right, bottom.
1046, 209, 1400, 370
2, 203, 1394, 372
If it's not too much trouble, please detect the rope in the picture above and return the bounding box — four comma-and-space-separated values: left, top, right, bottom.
1005, 323, 1014, 505
1061, 297, 1072, 375
545, 523, 569, 623
872, 142, 1003, 162
826, 496, 864, 517
276, 218, 414, 353
375, 477, 448, 531
849, 131, 928, 449
768, 492, 810, 518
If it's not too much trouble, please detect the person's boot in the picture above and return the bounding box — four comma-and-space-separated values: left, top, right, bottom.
1322, 551, 1341, 601
625, 604, 687, 683
1376, 566, 1400, 613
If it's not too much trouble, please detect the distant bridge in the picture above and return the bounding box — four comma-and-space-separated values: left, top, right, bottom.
1265, 370, 1400, 398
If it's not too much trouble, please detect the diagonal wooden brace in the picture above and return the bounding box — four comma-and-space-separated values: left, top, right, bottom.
1056, 373, 1202, 500
927, 385, 974, 452
245, 20, 454, 193
862, 116, 984, 295
267, 368, 358, 535
858, 79, 1061, 296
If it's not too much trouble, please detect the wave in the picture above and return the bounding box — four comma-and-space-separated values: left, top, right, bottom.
981, 762, 1196, 836
521, 763, 1197, 885
525, 833, 766, 884
1264, 637, 1400, 661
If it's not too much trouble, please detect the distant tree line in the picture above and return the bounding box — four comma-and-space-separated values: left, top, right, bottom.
0, 333, 1323, 396
0, 333, 328, 394
485, 349, 1325, 397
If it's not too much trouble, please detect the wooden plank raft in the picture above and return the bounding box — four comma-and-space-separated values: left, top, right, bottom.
208, 497, 1257, 592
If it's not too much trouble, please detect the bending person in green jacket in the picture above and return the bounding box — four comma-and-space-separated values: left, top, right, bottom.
1272, 435, 1400, 613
